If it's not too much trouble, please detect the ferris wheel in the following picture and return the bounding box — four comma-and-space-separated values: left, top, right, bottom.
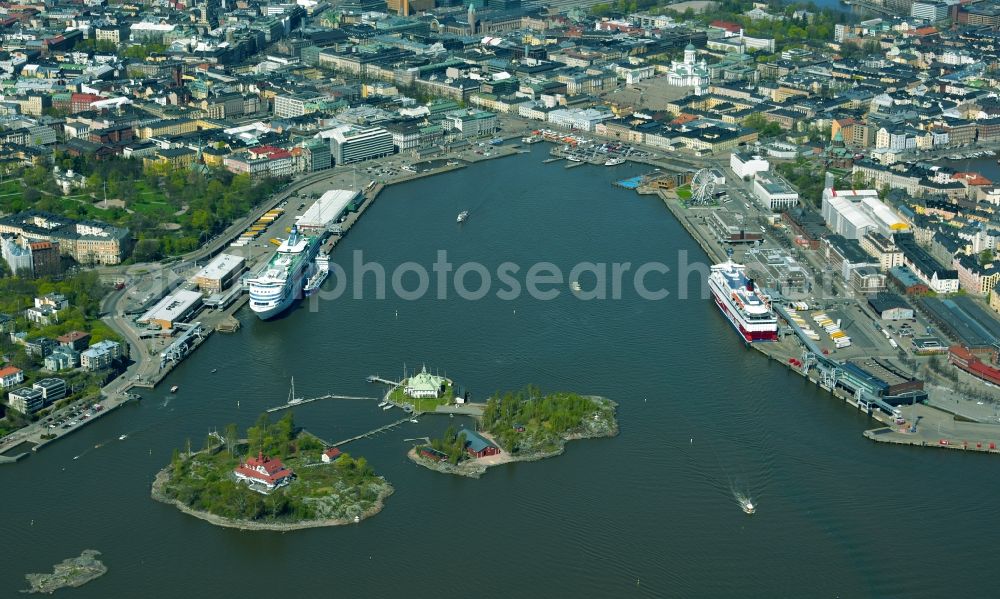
690, 168, 716, 205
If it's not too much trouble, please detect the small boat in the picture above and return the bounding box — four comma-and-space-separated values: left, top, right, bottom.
211, 369, 217, 374
604, 157, 626, 166
366, 375, 377, 383
378, 400, 389, 407
570, 281, 582, 292
736, 493, 756, 515
119, 434, 128, 441
170, 385, 179, 393
382, 404, 393, 411
410, 419, 418, 423
489, 136, 503, 145
304, 254, 330, 297
522, 136, 542, 144
566, 156, 583, 163
457, 210, 469, 223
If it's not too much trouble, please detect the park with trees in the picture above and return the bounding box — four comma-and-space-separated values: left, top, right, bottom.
3, 153, 284, 262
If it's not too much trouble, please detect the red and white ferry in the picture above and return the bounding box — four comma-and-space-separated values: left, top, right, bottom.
709, 259, 778, 343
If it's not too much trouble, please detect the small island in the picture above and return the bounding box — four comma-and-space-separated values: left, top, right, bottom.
151, 412, 393, 530
410, 386, 618, 478
388, 365, 456, 412
23, 549, 107, 594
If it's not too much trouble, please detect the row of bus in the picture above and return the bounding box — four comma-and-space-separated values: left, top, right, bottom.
232, 207, 285, 247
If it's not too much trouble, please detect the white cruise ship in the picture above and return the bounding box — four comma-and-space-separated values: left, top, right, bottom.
247, 226, 319, 320
708, 258, 778, 343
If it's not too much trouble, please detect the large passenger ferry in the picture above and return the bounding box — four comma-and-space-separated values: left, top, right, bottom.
247, 226, 319, 320
708, 257, 778, 343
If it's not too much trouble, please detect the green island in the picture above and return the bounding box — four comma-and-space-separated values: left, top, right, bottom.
410, 386, 618, 478
22, 549, 107, 594
151, 413, 393, 531
388, 376, 455, 413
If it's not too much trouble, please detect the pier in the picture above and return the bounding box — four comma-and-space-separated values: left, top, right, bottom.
266, 393, 378, 413
327, 417, 413, 448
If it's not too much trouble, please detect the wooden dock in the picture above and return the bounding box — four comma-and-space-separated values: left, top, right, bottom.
266, 394, 377, 413
328, 417, 413, 448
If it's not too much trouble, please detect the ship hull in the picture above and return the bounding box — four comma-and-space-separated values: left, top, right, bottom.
252, 293, 298, 320
712, 292, 778, 343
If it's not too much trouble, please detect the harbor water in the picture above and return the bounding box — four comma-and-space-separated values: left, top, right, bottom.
1, 146, 996, 597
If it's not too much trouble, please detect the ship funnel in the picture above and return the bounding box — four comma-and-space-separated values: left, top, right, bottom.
746, 278, 754, 292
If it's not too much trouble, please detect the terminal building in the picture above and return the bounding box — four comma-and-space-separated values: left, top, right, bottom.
839, 359, 926, 406
192, 253, 245, 294
138, 289, 203, 330
297, 190, 359, 235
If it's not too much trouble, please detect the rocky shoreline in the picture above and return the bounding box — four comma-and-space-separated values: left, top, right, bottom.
23, 549, 107, 594
410, 397, 619, 479
150, 467, 394, 531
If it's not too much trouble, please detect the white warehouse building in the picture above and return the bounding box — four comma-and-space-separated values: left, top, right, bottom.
298, 190, 359, 234
821, 187, 908, 240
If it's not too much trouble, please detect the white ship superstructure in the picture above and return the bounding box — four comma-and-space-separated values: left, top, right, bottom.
708, 259, 778, 343
247, 226, 318, 320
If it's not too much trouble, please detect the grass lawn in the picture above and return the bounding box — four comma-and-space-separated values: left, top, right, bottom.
389, 381, 454, 413
676, 184, 692, 200
128, 181, 174, 217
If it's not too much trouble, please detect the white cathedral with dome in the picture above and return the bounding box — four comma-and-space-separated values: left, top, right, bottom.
666, 44, 710, 95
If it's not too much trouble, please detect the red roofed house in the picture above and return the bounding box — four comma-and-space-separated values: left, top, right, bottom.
321, 447, 342, 463
710, 20, 743, 35
0, 365, 24, 389
233, 452, 295, 491
57, 330, 91, 351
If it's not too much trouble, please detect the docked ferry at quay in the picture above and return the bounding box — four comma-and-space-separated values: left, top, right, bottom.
247, 225, 321, 320
708, 257, 778, 343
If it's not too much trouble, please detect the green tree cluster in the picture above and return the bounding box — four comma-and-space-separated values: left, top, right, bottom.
481, 386, 601, 454
776, 157, 826, 207
425, 425, 469, 465
743, 113, 784, 138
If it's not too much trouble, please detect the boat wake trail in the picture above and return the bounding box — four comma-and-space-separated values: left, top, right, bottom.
730, 481, 756, 515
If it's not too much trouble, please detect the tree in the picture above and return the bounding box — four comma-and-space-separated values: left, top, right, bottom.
225, 423, 239, 456
133, 239, 162, 262
980, 250, 994, 266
